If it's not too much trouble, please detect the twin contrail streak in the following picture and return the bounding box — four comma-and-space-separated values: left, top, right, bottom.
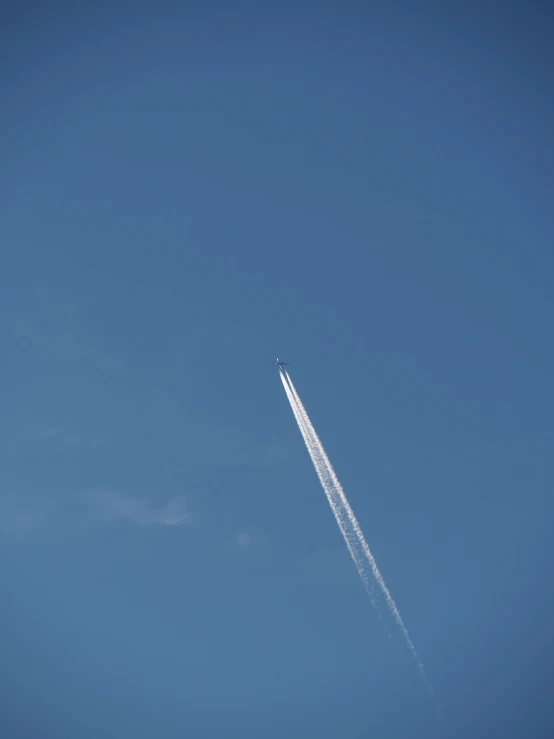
280, 367, 429, 685
279, 371, 371, 594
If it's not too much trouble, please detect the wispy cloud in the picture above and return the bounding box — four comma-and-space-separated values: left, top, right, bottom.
39, 428, 60, 439
1, 491, 191, 533
236, 531, 251, 548
87, 491, 191, 527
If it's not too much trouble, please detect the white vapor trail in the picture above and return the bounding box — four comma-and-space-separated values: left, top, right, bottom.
281, 368, 428, 682
279, 371, 373, 596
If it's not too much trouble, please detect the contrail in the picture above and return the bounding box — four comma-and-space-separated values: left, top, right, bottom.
280, 368, 428, 682
279, 371, 374, 597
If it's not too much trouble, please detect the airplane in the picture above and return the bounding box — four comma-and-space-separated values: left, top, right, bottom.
274, 358, 290, 370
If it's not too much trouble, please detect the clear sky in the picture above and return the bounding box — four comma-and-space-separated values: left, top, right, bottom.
2, 3, 553, 737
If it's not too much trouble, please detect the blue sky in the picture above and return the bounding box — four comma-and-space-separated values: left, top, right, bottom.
2, 3, 553, 737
